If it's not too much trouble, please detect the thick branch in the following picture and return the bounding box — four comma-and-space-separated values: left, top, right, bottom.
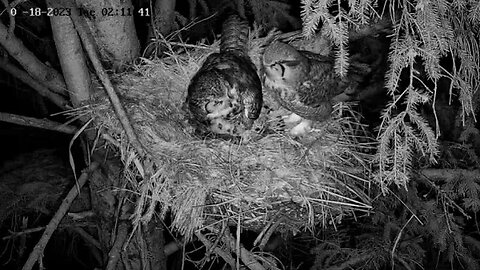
65, 0, 145, 156
0, 22, 67, 95
22, 162, 100, 270
46, 0, 92, 107
0, 58, 70, 110
153, 0, 177, 36
0, 112, 77, 134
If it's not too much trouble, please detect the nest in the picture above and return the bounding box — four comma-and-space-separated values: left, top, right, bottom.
77, 33, 375, 240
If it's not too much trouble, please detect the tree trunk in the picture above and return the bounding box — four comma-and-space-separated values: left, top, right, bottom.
46, 0, 92, 107
151, 0, 177, 37
75, 0, 140, 71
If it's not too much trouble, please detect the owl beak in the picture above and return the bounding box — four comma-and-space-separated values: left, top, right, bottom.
276, 63, 286, 77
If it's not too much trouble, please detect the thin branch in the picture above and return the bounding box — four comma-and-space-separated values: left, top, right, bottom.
391, 215, 414, 268
195, 231, 236, 269
0, 0, 15, 38
2, 222, 97, 241
418, 168, 480, 182
137, 226, 150, 270
338, 166, 480, 183
106, 222, 129, 270
71, 227, 101, 250
65, 0, 145, 156
254, 217, 284, 251
9, 0, 27, 8
70, 227, 103, 265
221, 228, 266, 270
0, 112, 77, 134
2, 227, 45, 240
21, 162, 100, 270
325, 253, 374, 270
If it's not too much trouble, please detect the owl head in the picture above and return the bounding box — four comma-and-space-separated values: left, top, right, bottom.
262, 41, 309, 87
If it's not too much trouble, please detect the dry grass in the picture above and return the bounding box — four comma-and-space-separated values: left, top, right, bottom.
75, 32, 375, 240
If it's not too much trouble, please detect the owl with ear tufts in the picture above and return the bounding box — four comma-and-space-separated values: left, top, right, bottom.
262, 41, 372, 136
185, 14, 263, 138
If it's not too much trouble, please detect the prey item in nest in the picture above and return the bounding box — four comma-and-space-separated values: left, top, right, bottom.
185, 14, 263, 138
262, 41, 372, 137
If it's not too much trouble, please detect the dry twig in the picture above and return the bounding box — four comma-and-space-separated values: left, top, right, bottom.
221, 228, 266, 270
21, 162, 100, 270
65, 0, 145, 156
195, 231, 236, 268
106, 222, 129, 270
0, 112, 77, 134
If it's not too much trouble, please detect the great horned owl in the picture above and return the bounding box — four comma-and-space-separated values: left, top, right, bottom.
185, 14, 263, 137
262, 41, 371, 136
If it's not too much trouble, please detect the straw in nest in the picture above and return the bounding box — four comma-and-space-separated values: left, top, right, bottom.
75, 32, 375, 239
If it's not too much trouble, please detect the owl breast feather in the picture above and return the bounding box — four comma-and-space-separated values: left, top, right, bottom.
187, 52, 262, 119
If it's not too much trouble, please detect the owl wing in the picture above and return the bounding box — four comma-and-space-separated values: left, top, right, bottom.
270, 53, 336, 121
303, 50, 373, 98
187, 55, 231, 122
273, 89, 333, 122
189, 52, 262, 125
272, 51, 374, 121
210, 53, 263, 123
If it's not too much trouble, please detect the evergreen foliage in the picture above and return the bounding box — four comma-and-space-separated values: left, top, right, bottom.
300, 0, 480, 189
299, 0, 480, 269
309, 178, 480, 269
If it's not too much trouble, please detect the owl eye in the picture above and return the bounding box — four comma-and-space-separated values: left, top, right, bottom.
272, 63, 286, 77
205, 100, 222, 112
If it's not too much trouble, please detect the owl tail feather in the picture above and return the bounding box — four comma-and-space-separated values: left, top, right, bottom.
220, 14, 249, 56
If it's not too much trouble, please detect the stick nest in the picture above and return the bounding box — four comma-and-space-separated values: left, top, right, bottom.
76, 33, 374, 239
